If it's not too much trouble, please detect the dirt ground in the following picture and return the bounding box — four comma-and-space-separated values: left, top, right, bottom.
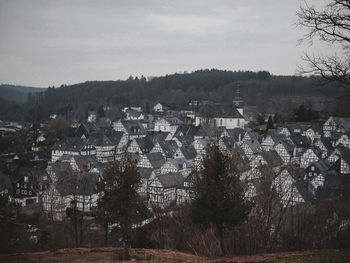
0, 247, 349, 263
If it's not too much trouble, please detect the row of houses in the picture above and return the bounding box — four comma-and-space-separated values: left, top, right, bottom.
1, 112, 350, 221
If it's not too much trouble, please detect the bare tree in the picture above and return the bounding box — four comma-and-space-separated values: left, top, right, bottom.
297, 0, 350, 93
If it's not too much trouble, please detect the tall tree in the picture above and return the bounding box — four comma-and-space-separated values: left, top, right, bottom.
266, 116, 274, 132
189, 141, 251, 255
297, 0, 350, 93
49, 117, 69, 140
97, 150, 142, 259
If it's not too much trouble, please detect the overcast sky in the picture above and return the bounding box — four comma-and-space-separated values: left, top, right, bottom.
0, 0, 337, 87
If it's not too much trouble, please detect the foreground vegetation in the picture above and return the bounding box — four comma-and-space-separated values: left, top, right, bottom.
0, 248, 349, 263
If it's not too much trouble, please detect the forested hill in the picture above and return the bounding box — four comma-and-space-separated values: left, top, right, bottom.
0, 69, 345, 121
0, 84, 44, 103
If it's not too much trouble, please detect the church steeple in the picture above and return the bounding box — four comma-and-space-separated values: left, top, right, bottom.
233, 85, 244, 115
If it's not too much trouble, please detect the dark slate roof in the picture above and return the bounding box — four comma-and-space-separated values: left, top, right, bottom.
87, 132, 114, 147
56, 172, 98, 196
338, 146, 350, 165
164, 158, 193, 170
52, 137, 84, 151
280, 140, 295, 154
95, 117, 111, 129
74, 123, 90, 138
226, 128, 244, 141
159, 140, 178, 158
146, 152, 165, 169
312, 159, 331, 172
137, 168, 153, 180
244, 131, 262, 143
149, 131, 170, 143
135, 137, 154, 153
290, 133, 310, 148
194, 124, 216, 138
318, 137, 333, 152
157, 172, 184, 188
174, 135, 193, 146
269, 133, 287, 144
261, 150, 283, 167
121, 120, 146, 135
108, 131, 124, 145
174, 125, 199, 138
198, 103, 244, 118
179, 145, 197, 160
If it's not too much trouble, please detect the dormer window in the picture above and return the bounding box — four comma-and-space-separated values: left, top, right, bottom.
24, 176, 29, 182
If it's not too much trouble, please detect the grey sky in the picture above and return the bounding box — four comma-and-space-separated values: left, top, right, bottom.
0, 0, 338, 87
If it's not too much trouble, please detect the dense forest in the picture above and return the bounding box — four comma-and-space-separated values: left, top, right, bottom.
0, 69, 346, 121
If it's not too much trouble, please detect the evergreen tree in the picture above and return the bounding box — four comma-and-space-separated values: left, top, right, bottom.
0, 195, 18, 253
97, 150, 142, 259
189, 141, 251, 255
266, 116, 274, 132
97, 105, 105, 118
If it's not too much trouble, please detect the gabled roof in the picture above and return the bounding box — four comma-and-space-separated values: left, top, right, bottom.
261, 150, 283, 167
149, 131, 170, 143
158, 140, 178, 158
137, 167, 153, 180
52, 137, 84, 151
174, 135, 193, 146
307, 159, 331, 173
163, 158, 193, 170
338, 146, 350, 165
145, 152, 165, 169
315, 137, 333, 152
56, 172, 98, 196
179, 145, 197, 160
174, 125, 200, 138
157, 172, 184, 188
108, 131, 124, 145
226, 128, 244, 141
194, 124, 217, 138
290, 133, 310, 148
87, 132, 114, 147
121, 120, 146, 135
135, 137, 154, 152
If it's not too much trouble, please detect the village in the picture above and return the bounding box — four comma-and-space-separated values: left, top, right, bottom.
1, 88, 350, 227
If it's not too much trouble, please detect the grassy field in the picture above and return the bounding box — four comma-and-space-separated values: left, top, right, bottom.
0, 248, 349, 263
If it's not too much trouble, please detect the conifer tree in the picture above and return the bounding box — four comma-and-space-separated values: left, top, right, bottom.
190, 141, 251, 255
266, 116, 274, 132
97, 150, 141, 259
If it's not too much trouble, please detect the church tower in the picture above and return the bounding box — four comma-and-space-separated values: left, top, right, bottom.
232, 86, 244, 115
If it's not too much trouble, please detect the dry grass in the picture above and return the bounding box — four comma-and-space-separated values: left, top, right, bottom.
0, 248, 349, 263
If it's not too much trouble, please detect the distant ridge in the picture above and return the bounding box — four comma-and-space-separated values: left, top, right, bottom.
0, 84, 46, 103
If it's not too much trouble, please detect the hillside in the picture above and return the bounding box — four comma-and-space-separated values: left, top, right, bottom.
0, 84, 44, 104
0, 69, 346, 121
23, 70, 344, 116
1, 248, 349, 263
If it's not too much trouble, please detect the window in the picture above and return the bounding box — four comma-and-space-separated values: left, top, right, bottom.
311, 166, 315, 171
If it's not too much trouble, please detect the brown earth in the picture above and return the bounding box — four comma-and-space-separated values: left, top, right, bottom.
0, 248, 349, 263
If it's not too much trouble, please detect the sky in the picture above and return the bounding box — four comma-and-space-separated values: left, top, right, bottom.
0, 0, 339, 87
